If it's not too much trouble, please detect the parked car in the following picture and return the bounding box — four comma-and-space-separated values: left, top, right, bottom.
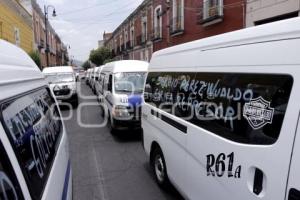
142, 17, 300, 200
0, 39, 72, 200
101, 60, 148, 133
43, 66, 79, 108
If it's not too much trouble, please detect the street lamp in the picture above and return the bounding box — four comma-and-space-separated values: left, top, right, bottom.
44, 5, 56, 67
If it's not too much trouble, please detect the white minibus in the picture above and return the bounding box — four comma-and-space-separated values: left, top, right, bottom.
142, 17, 300, 200
94, 65, 104, 97
43, 66, 79, 108
91, 66, 101, 94
0, 39, 72, 200
85, 68, 92, 85
102, 60, 148, 132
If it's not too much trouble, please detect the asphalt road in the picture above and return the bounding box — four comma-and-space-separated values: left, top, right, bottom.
61, 82, 183, 200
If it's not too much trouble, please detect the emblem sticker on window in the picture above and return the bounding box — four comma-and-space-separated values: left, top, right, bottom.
243, 96, 274, 130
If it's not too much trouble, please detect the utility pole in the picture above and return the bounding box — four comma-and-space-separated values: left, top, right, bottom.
44, 5, 56, 67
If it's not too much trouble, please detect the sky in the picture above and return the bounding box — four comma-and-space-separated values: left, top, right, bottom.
37, 0, 144, 62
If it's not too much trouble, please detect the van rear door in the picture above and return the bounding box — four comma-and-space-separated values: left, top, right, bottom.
286, 114, 300, 200
185, 71, 297, 200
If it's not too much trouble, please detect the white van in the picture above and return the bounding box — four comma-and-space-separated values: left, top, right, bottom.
102, 60, 148, 132
94, 65, 104, 97
0, 39, 72, 199
91, 66, 101, 94
142, 17, 300, 200
43, 66, 79, 108
85, 68, 92, 85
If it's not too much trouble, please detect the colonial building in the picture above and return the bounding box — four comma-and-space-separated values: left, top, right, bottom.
246, 0, 300, 27
0, 0, 34, 53
104, 0, 245, 61
31, 0, 67, 68
105, 0, 153, 62
152, 0, 245, 52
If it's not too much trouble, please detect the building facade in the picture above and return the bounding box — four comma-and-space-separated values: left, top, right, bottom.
31, 0, 67, 68
105, 0, 153, 62
152, 0, 245, 52
246, 0, 300, 27
104, 0, 245, 61
0, 0, 34, 53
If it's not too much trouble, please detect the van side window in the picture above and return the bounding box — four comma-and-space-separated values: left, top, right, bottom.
108, 74, 113, 92
0, 142, 24, 200
145, 72, 293, 145
1, 88, 63, 199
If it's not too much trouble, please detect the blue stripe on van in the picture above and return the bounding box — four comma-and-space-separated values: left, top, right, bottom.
62, 160, 71, 200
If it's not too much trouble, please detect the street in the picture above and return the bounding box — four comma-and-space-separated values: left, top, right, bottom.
61, 82, 183, 200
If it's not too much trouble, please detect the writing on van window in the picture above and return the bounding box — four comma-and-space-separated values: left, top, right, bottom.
206, 152, 241, 178
151, 74, 253, 130
145, 72, 293, 145
2, 89, 62, 199
243, 96, 274, 130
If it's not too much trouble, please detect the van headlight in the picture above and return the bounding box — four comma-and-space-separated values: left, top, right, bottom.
112, 105, 130, 118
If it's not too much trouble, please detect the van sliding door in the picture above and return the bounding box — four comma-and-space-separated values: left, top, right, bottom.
286, 113, 300, 200
185, 72, 296, 199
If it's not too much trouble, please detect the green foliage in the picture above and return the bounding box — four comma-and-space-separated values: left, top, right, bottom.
89, 47, 112, 66
82, 60, 91, 70
28, 50, 41, 69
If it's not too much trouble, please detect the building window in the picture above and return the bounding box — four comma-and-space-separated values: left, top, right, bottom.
120, 35, 123, 52
130, 27, 134, 47
201, 0, 224, 25
14, 27, 20, 47
124, 30, 128, 49
170, 0, 184, 35
153, 5, 162, 40
141, 16, 147, 44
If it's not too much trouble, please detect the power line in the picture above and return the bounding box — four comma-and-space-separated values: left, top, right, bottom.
57, 0, 122, 16
58, 0, 137, 22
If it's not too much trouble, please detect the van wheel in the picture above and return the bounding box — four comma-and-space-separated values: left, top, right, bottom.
71, 95, 79, 109
107, 113, 116, 134
152, 147, 170, 189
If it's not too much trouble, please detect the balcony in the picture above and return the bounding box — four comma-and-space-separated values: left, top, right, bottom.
170, 16, 184, 35
136, 34, 147, 46
38, 39, 45, 49
120, 44, 125, 52
126, 41, 133, 50
198, 0, 223, 26
151, 26, 162, 41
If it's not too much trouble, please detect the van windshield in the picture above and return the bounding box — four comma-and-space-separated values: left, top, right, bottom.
45, 73, 74, 84
114, 72, 146, 94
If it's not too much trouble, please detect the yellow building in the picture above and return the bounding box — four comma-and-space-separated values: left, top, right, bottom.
0, 0, 34, 53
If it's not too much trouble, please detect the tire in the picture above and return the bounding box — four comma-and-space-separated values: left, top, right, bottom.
71, 95, 79, 109
152, 147, 171, 189
107, 113, 116, 134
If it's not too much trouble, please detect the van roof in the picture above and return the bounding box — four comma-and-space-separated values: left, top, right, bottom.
150, 17, 300, 70
102, 60, 148, 73
42, 66, 74, 74
0, 39, 43, 85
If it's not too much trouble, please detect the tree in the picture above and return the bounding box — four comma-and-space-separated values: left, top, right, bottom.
29, 50, 41, 69
82, 60, 91, 70
89, 47, 113, 66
